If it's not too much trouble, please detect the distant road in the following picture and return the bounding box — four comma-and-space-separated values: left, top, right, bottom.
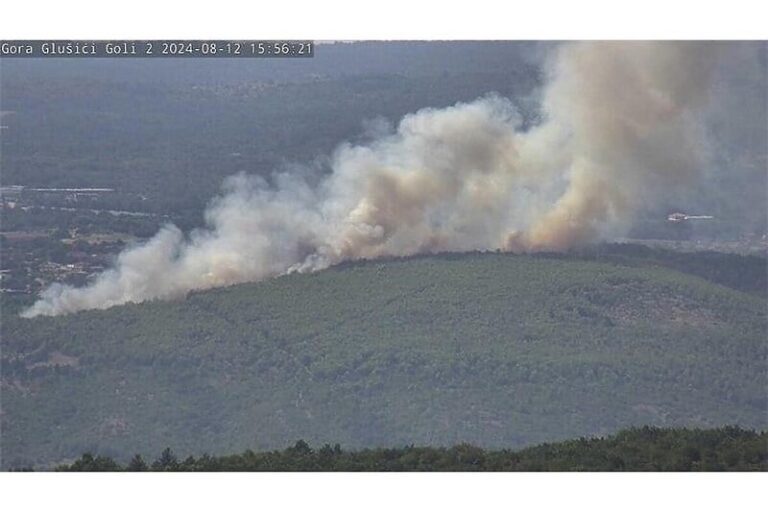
27, 188, 115, 193
20, 205, 165, 218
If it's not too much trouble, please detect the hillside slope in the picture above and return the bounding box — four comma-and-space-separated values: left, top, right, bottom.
2, 252, 766, 468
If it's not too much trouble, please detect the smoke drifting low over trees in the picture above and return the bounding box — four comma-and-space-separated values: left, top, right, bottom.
22, 42, 766, 317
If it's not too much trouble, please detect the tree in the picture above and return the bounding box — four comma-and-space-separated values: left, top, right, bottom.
65, 453, 121, 471
127, 454, 148, 471
288, 440, 313, 456
152, 448, 179, 471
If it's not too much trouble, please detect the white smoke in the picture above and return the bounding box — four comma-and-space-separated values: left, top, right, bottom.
22, 42, 741, 317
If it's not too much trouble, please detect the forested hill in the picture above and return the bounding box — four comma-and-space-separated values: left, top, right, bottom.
48, 427, 768, 471
2, 249, 767, 469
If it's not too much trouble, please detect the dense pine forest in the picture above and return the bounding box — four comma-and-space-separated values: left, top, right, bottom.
50, 427, 768, 471
3, 249, 766, 469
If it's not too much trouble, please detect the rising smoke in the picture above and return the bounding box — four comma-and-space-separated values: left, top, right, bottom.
22, 42, 746, 317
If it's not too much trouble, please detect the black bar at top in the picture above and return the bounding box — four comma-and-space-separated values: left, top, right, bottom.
0, 40, 315, 58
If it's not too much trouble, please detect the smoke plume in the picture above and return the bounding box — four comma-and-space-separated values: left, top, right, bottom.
23, 42, 741, 317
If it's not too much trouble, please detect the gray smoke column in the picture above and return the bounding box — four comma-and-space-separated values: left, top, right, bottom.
22, 42, 734, 317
